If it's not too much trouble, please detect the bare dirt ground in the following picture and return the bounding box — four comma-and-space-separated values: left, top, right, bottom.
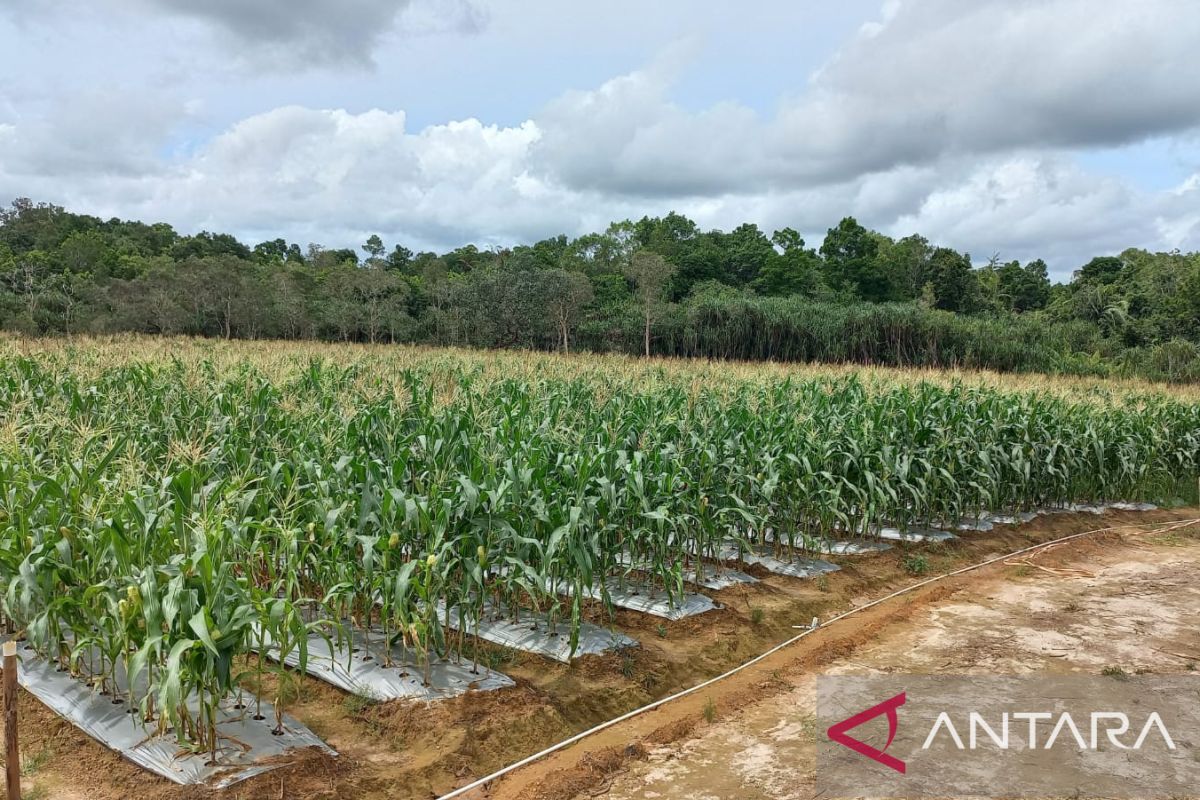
6, 510, 1199, 800
542, 521, 1200, 800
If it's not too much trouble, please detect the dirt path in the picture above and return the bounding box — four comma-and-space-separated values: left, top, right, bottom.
484, 520, 1200, 800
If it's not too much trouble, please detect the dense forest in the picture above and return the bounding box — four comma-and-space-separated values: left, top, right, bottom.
1, 197, 1198, 380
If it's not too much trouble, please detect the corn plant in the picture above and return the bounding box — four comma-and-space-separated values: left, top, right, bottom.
0, 340, 1196, 753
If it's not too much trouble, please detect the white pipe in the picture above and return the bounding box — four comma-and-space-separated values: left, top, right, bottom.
437, 516, 1200, 800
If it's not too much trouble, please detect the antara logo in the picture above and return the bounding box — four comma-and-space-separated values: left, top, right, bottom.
827, 691, 907, 774
819, 678, 1194, 798
921, 711, 1176, 751
827, 690, 1177, 776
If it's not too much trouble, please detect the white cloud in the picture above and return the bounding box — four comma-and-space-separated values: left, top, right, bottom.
1155, 173, 1200, 252
1, 89, 189, 178
2, 98, 1196, 280
141, 0, 487, 67
771, 0, 1200, 178
532, 0, 1200, 194
2, 0, 486, 69
533, 42, 770, 197
1, 0, 1199, 278
113, 106, 579, 250
881, 155, 1200, 274
395, 0, 487, 36
889, 156, 1141, 265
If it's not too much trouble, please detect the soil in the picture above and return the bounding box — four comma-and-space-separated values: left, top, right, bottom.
4, 508, 1198, 800
495, 517, 1200, 800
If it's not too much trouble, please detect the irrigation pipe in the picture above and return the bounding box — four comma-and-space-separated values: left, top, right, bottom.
437, 516, 1200, 800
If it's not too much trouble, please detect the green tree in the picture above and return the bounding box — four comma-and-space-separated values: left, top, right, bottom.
50, 269, 98, 334
253, 238, 304, 266
875, 234, 931, 301
362, 234, 386, 267
325, 265, 410, 343
995, 258, 1051, 312
1076, 255, 1125, 286
1, 250, 53, 327
753, 229, 824, 296
56, 230, 112, 276
543, 269, 594, 353
253, 239, 290, 265
570, 227, 635, 274
720, 223, 775, 287
387, 244, 414, 272
625, 250, 677, 357
170, 231, 251, 261
925, 247, 979, 312
819, 217, 887, 301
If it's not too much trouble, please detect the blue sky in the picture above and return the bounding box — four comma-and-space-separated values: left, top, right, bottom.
2, 0, 1198, 281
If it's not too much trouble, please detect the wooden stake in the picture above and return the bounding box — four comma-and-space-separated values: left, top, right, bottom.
3, 640, 17, 800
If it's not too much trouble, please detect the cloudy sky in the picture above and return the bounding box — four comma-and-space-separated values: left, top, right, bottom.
1, 0, 1198, 280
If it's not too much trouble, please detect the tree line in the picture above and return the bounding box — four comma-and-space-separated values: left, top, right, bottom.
2, 198, 1198, 380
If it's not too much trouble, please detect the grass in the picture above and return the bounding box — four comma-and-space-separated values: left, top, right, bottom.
902, 555, 930, 576
702, 696, 717, 723
342, 693, 377, 716
620, 653, 636, 680
1101, 665, 1130, 681
480, 647, 516, 672
20, 745, 52, 776
21, 785, 48, 800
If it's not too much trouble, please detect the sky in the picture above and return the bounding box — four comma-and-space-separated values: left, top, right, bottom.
1, 0, 1199, 281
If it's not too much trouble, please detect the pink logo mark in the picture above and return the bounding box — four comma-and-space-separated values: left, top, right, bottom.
827, 691, 907, 774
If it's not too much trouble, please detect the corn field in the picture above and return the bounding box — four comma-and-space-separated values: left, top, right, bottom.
0, 336, 1197, 757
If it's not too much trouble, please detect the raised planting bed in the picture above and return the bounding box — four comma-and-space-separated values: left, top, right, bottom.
11, 642, 333, 786
442, 600, 638, 663
720, 543, 842, 579
257, 625, 513, 700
